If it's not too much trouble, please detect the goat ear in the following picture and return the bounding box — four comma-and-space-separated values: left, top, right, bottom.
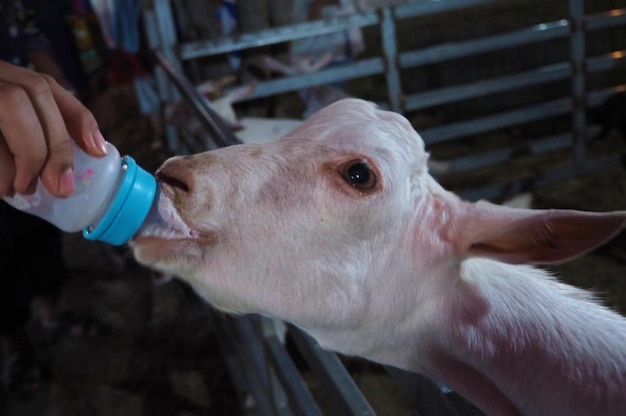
453, 200, 626, 265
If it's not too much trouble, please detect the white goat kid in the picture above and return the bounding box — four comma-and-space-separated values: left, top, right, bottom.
132, 98, 626, 416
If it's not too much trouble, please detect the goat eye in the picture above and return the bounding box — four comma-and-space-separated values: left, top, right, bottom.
343, 161, 377, 190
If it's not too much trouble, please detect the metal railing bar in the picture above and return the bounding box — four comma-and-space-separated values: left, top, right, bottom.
399, 19, 569, 68
456, 154, 622, 201
153, 0, 182, 73
424, 82, 625, 174
405, 62, 571, 111
247, 57, 385, 101
265, 336, 324, 416
569, 0, 587, 161
234, 49, 626, 108
586, 50, 626, 72
394, 0, 507, 19
421, 97, 571, 145
213, 314, 284, 416
585, 8, 626, 31
175, 0, 547, 62
288, 326, 376, 416
236, 318, 295, 416
205, 311, 255, 411
143, 9, 177, 103
405, 49, 626, 112
170, 127, 210, 155
179, 12, 379, 60
586, 83, 626, 107
533, 154, 622, 187
384, 367, 462, 416
235, 318, 275, 385
153, 50, 242, 148
241, 366, 285, 416
381, 7, 402, 112
432, 133, 573, 175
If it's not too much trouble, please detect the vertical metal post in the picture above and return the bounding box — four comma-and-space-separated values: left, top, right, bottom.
153, 0, 183, 74
143, 9, 172, 103
380, 7, 403, 113
569, 0, 587, 162
143, 0, 183, 153
171, 0, 201, 82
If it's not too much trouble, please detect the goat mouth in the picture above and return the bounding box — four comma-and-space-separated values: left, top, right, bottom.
131, 198, 217, 267
133, 197, 203, 242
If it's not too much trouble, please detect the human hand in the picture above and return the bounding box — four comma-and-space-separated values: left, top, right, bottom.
0, 61, 108, 198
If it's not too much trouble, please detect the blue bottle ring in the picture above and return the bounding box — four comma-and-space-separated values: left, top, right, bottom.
83, 156, 157, 246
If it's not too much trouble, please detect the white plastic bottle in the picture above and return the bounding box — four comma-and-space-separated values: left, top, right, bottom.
3, 142, 157, 246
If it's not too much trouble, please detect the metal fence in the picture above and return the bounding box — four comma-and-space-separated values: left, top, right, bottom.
142, 0, 626, 414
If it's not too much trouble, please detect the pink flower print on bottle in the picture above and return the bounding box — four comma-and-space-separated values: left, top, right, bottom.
76, 167, 95, 188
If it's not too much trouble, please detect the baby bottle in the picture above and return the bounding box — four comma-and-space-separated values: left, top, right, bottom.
3, 142, 157, 246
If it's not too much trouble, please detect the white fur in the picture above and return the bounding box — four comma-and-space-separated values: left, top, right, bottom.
132, 99, 626, 416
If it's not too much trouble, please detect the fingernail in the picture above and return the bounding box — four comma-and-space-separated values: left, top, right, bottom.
58, 167, 75, 197
93, 129, 108, 155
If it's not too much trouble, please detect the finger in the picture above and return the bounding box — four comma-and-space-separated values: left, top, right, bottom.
34, 76, 78, 197
49, 79, 108, 157
0, 64, 70, 154
0, 134, 17, 196
0, 63, 75, 196
0, 63, 106, 157
0, 81, 48, 194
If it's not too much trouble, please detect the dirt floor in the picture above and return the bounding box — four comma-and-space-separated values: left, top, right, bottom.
1, 83, 625, 416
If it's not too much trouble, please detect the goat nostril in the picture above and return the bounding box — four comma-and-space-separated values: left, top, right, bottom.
156, 168, 190, 192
